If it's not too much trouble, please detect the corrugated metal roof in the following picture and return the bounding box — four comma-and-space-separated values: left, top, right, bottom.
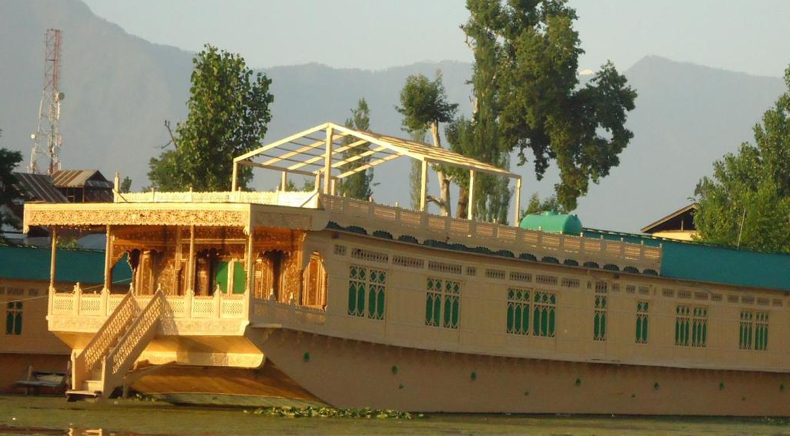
13, 172, 68, 203
0, 244, 132, 284
51, 170, 112, 189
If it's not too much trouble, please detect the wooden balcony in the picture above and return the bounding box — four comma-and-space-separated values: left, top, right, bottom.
47, 284, 249, 336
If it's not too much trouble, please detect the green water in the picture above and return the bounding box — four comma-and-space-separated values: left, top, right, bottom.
2, 395, 790, 436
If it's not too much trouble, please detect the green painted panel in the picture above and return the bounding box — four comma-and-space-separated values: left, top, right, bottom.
0, 245, 132, 285
582, 229, 790, 291
215, 261, 229, 293
232, 261, 246, 294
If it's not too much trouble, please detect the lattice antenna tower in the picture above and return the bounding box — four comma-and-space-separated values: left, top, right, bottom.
29, 29, 64, 175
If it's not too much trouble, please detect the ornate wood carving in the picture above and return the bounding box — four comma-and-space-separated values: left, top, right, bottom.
26, 209, 248, 229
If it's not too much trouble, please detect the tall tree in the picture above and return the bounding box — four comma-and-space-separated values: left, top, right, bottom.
120, 176, 132, 193
694, 67, 790, 253
337, 99, 374, 200
0, 129, 23, 230
396, 72, 458, 216
462, 0, 637, 211
148, 44, 274, 191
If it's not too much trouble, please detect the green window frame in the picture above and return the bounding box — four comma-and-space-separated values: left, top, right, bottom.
532, 291, 556, 337
5, 302, 22, 335
691, 306, 708, 347
593, 295, 607, 341
348, 265, 386, 320
676, 305, 707, 347
740, 310, 769, 351
425, 278, 460, 329
675, 305, 691, 346
636, 301, 649, 344
506, 288, 530, 335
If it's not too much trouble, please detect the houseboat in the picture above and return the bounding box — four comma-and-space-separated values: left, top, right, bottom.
24, 122, 790, 415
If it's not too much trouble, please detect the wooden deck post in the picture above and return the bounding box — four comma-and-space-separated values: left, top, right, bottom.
323, 126, 334, 194
514, 178, 522, 226
187, 225, 196, 293
103, 225, 114, 292
231, 162, 238, 192
468, 170, 476, 220
419, 160, 428, 212
281, 171, 288, 191
49, 226, 57, 290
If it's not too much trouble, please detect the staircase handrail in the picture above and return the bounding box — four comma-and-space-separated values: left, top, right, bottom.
99, 289, 165, 397
71, 292, 136, 391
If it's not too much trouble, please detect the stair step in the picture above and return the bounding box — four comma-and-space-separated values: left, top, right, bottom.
66, 390, 99, 402
82, 379, 103, 393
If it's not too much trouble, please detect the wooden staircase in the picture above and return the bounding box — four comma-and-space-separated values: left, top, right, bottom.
67, 289, 165, 401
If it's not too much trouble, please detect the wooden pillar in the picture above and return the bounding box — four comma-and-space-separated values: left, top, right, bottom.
246, 229, 255, 296
314, 172, 321, 192
468, 170, 476, 220
231, 162, 238, 192
514, 177, 522, 226
323, 126, 334, 194
187, 225, 196, 292
174, 227, 183, 294
103, 225, 113, 291
281, 171, 288, 191
49, 226, 57, 290
419, 160, 428, 212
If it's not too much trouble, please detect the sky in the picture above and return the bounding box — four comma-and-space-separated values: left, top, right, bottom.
81, 0, 790, 77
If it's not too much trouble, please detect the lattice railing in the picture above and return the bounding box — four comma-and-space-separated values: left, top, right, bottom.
106, 290, 164, 375
319, 195, 662, 272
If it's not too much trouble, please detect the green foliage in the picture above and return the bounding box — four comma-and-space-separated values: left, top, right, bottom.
245, 406, 417, 419
397, 72, 458, 215
694, 67, 790, 253
396, 72, 458, 133
463, 0, 636, 211
119, 176, 132, 193
338, 99, 374, 200
520, 193, 567, 221
0, 129, 23, 230
148, 44, 274, 191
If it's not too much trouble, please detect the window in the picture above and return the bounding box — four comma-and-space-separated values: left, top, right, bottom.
532, 291, 556, 337
740, 310, 769, 351
348, 265, 386, 320
5, 302, 22, 335
425, 278, 460, 329
636, 301, 649, 344
594, 295, 607, 341
675, 305, 707, 347
506, 288, 530, 335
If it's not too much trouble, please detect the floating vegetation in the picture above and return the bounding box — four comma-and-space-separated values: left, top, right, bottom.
244, 406, 419, 419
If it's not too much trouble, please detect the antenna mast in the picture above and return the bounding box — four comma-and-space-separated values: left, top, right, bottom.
29, 29, 64, 175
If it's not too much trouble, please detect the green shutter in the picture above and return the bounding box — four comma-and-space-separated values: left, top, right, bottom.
349, 282, 357, 315
215, 261, 229, 293
232, 261, 247, 294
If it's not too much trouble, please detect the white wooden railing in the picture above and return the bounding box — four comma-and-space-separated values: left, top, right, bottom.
319, 195, 662, 272
50, 284, 249, 321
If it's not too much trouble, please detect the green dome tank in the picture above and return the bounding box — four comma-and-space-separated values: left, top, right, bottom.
519, 211, 583, 235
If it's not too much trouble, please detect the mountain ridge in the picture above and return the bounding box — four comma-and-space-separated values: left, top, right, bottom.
0, 0, 785, 231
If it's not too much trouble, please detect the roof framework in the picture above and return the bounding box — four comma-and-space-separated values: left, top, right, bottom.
232, 122, 522, 223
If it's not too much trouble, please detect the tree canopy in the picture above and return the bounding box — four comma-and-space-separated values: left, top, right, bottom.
462, 0, 637, 212
148, 44, 274, 191
337, 99, 374, 200
694, 67, 790, 253
396, 72, 458, 216
0, 129, 23, 230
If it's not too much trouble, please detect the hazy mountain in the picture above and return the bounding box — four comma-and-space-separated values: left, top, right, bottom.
0, 0, 785, 232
